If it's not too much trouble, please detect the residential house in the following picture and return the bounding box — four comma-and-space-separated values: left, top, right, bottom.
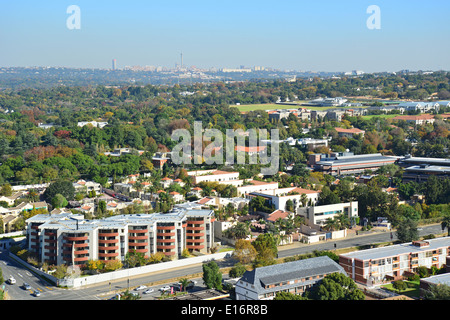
334, 127, 365, 138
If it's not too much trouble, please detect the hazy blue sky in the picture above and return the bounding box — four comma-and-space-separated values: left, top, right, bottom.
1, 0, 449, 72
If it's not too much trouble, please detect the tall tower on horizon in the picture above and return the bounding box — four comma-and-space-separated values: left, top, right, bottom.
112, 59, 117, 71
180, 52, 183, 69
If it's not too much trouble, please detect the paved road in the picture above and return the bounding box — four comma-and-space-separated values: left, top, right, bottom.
278, 223, 444, 258
1, 223, 445, 300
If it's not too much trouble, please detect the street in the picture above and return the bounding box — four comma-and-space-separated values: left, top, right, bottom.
0, 223, 445, 300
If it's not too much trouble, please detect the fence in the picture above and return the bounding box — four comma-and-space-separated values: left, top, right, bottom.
9, 250, 234, 289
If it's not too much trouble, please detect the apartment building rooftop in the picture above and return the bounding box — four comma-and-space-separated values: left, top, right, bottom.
340, 237, 450, 262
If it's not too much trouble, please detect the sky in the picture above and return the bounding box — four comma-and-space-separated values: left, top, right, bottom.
0, 0, 449, 73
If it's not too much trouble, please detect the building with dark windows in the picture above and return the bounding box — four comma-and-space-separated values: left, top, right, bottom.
25, 209, 214, 267
235, 256, 346, 300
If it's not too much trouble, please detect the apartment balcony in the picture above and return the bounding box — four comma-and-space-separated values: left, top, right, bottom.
128, 242, 149, 247
98, 238, 119, 244
128, 235, 148, 240
157, 226, 175, 230
98, 245, 119, 251
187, 220, 205, 225
186, 244, 205, 250
186, 232, 204, 237
64, 235, 88, 241
128, 229, 148, 234
186, 226, 204, 231
186, 238, 204, 243
157, 244, 176, 250
98, 232, 119, 237
157, 232, 175, 237
99, 252, 119, 258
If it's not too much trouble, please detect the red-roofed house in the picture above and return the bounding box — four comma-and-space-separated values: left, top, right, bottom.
235, 145, 267, 156
266, 209, 293, 223
393, 114, 435, 125
334, 127, 365, 138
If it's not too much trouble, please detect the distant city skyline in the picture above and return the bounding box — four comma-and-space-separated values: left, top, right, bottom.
1, 1, 449, 73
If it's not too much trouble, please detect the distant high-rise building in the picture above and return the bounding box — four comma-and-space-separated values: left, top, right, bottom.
112, 59, 117, 70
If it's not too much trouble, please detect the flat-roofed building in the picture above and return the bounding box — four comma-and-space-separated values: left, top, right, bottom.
188, 170, 240, 185
235, 256, 346, 300
297, 201, 358, 227
339, 237, 450, 286
313, 153, 398, 176
25, 208, 215, 267
403, 165, 450, 182
247, 187, 320, 212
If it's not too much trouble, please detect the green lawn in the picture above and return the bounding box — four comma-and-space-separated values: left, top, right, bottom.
361, 114, 400, 120
382, 280, 421, 298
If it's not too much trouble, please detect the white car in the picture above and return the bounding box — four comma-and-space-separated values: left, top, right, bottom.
159, 285, 171, 292
143, 288, 154, 294
135, 285, 147, 291
7, 276, 16, 284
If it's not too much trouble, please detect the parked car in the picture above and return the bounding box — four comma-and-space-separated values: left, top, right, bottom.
135, 285, 147, 291
143, 288, 154, 294
159, 285, 171, 292
33, 290, 41, 297
7, 276, 16, 284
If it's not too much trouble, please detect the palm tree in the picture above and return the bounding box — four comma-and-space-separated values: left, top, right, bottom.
335, 213, 350, 230
323, 217, 338, 232
441, 214, 450, 236
232, 222, 250, 240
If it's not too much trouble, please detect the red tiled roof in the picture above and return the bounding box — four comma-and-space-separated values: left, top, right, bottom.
393, 114, 435, 121
267, 210, 290, 222
235, 145, 267, 152
334, 127, 365, 134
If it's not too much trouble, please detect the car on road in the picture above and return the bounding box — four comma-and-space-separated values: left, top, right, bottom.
7, 276, 16, 284
143, 288, 154, 294
159, 285, 171, 292
135, 285, 147, 291
33, 290, 41, 297
22, 283, 31, 290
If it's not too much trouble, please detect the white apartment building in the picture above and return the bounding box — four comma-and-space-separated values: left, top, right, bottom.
247, 187, 320, 212
187, 170, 240, 185
25, 208, 215, 267
297, 202, 359, 227
236, 180, 279, 197
339, 237, 450, 286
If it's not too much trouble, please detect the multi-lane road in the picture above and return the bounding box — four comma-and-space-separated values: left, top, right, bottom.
0, 223, 445, 300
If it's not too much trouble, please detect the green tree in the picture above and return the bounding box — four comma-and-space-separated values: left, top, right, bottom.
392, 280, 407, 293
43, 180, 75, 202
229, 263, 247, 278
51, 194, 68, 209
423, 283, 450, 300
441, 214, 450, 236
252, 233, 278, 267
310, 272, 364, 300
0, 184, 12, 197
396, 218, 419, 243
202, 261, 222, 290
